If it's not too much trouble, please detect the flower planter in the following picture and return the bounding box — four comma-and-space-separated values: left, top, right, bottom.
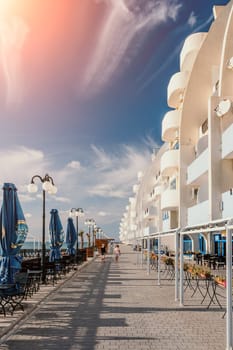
216, 280, 226, 288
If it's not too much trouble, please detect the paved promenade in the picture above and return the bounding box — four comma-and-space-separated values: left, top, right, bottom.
0, 245, 229, 350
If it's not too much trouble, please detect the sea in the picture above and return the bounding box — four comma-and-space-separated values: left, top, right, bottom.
22, 241, 89, 250
0, 241, 89, 256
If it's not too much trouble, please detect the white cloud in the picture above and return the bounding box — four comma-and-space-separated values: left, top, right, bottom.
0, 140, 155, 240
0, 146, 47, 186
54, 196, 71, 203
187, 11, 197, 28
67, 160, 82, 170
83, 0, 182, 95
98, 211, 108, 217
91, 144, 113, 170
87, 143, 152, 198
88, 184, 127, 198
19, 193, 36, 203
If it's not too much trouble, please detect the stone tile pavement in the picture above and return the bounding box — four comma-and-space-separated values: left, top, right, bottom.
0, 245, 230, 349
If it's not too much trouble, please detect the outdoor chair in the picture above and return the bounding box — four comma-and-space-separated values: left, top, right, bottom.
202, 254, 211, 267
27, 269, 42, 295
44, 261, 61, 285
215, 256, 226, 269
0, 272, 29, 316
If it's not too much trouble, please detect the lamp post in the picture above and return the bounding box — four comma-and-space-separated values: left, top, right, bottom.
85, 218, 95, 247
27, 174, 57, 283
96, 227, 102, 240
93, 224, 97, 248
70, 208, 84, 261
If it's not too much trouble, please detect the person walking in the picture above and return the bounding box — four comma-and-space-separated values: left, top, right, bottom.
100, 244, 106, 262
114, 244, 120, 262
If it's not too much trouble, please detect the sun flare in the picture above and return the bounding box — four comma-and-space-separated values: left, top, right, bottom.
0, 0, 18, 16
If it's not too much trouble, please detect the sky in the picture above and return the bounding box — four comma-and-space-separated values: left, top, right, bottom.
0, 0, 230, 243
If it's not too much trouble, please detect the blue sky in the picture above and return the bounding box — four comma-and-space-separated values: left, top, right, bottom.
0, 0, 229, 242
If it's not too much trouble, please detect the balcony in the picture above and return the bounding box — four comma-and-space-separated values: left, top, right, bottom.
160, 149, 179, 177
144, 206, 157, 219
143, 226, 157, 236
222, 190, 233, 219
133, 184, 139, 193
187, 148, 208, 185
161, 188, 178, 211
180, 32, 207, 72
161, 110, 180, 142
187, 200, 209, 226
167, 71, 189, 108
222, 123, 233, 159
196, 134, 208, 156
153, 185, 161, 198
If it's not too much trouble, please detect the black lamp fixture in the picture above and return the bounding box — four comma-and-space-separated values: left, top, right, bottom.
28, 174, 57, 283
70, 208, 84, 260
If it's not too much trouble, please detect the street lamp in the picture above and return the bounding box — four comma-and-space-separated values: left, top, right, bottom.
27, 173, 57, 283
93, 223, 97, 248
96, 227, 102, 240
96, 227, 103, 239
70, 208, 84, 261
84, 219, 95, 247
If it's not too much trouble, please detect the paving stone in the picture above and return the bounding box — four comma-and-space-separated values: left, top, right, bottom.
0, 246, 230, 349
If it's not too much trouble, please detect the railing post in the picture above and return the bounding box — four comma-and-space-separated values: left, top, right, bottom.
157, 236, 161, 286
147, 237, 150, 275
175, 229, 180, 302
226, 219, 233, 350
140, 239, 143, 268
179, 232, 184, 306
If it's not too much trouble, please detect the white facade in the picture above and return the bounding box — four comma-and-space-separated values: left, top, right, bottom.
119, 1, 233, 254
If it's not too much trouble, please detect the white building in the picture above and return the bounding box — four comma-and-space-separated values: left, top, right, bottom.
120, 1, 233, 256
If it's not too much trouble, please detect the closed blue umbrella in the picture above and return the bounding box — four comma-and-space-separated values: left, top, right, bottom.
49, 209, 64, 262
0, 183, 28, 284
65, 217, 76, 255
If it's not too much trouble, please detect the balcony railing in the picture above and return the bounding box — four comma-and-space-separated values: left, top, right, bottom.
160, 149, 179, 177
143, 226, 157, 236
187, 148, 208, 185
144, 206, 157, 219
187, 200, 209, 226
222, 190, 233, 219
167, 71, 189, 108
180, 32, 207, 72
161, 188, 178, 211
222, 123, 233, 159
161, 110, 180, 142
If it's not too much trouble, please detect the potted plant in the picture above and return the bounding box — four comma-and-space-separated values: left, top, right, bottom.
214, 275, 226, 287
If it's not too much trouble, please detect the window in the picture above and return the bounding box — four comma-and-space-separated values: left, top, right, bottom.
183, 235, 192, 253
191, 187, 199, 200
162, 211, 169, 221
199, 234, 206, 254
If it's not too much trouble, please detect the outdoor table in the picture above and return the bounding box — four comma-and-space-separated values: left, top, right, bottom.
190, 275, 206, 299
206, 280, 224, 310
184, 272, 223, 310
